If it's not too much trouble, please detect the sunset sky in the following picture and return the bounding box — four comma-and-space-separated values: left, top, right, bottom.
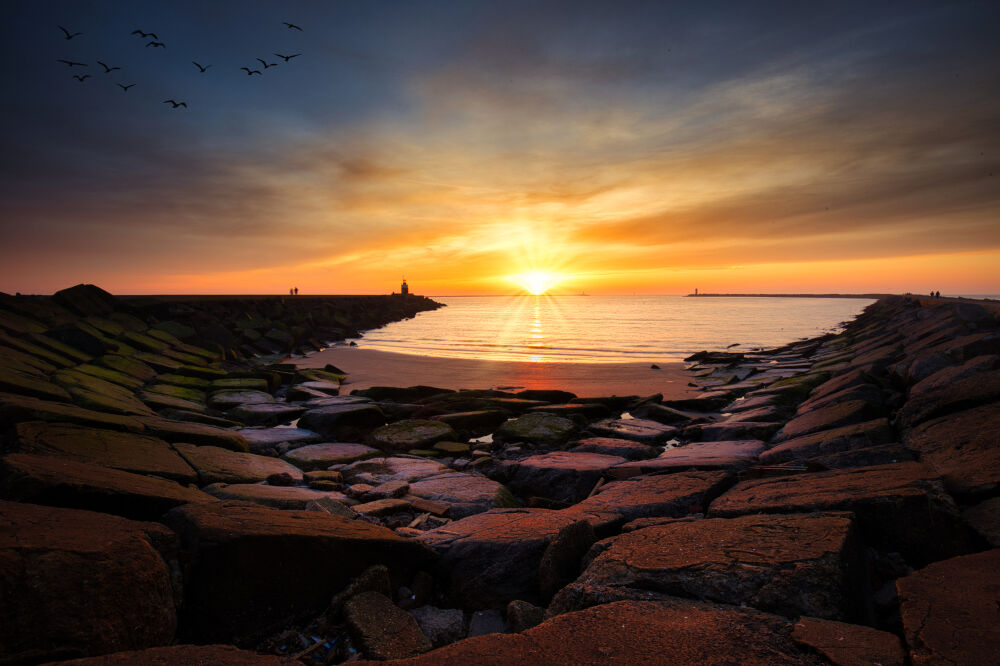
1, 1, 998, 296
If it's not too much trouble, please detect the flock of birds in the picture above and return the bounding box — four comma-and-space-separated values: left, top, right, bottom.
55, 21, 305, 109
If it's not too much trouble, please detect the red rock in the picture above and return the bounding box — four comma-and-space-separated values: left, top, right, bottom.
613, 440, 764, 474
774, 400, 884, 442
344, 591, 432, 660
791, 616, 905, 666
586, 417, 678, 444
54, 644, 298, 664
759, 418, 893, 465
903, 403, 1000, 498
569, 437, 659, 460
897, 548, 1000, 666
0, 501, 176, 664
407, 472, 512, 518
202, 483, 352, 509
693, 420, 782, 442
508, 452, 627, 504
338, 456, 450, 485
12, 421, 197, 484
963, 497, 1000, 547
710, 462, 972, 565
353, 497, 412, 516
555, 512, 862, 621
416, 508, 617, 609
356, 599, 826, 665
162, 500, 435, 643
570, 470, 731, 521
173, 443, 303, 485
0, 453, 214, 520
896, 369, 1000, 429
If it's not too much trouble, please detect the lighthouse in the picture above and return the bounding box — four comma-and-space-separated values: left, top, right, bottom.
400, 278, 409, 296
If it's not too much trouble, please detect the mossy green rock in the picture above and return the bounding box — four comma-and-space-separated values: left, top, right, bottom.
0, 310, 47, 334
296, 368, 346, 384
0, 392, 145, 432
0, 330, 75, 368
83, 315, 125, 338
25, 332, 93, 364
107, 311, 148, 332
122, 331, 169, 353
157, 373, 211, 389
175, 364, 228, 380
0, 367, 72, 402
136, 415, 248, 452
1, 345, 58, 375
367, 419, 459, 453
133, 351, 183, 372
433, 441, 471, 454
52, 369, 155, 416
74, 363, 145, 390
145, 383, 207, 404
152, 320, 196, 340
146, 328, 184, 347
98, 354, 158, 382
139, 391, 208, 414
211, 377, 270, 392
493, 412, 578, 447
408, 449, 441, 457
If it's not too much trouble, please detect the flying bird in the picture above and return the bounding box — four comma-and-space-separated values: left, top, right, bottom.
117, 83, 135, 91
131, 29, 158, 39
283, 22, 303, 31
163, 99, 187, 108
72, 74, 90, 82
192, 61, 211, 72
240, 67, 262, 75
256, 57, 277, 69
56, 59, 87, 67
146, 41, 165, 48
97, 61, 120, 73
274, 52, 301, 62
58, 25, 82, 40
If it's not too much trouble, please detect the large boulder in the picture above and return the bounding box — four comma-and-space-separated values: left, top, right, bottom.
897, 548, 1000, 666
709, 462, 973, 565
759, 419, 892, 465
297, 403, 386, 441
553, 512, 864, 621
896, 369, 1000, 429
0, 501, 177, 664
162, 501, 435, 643
0, 453, 214, 520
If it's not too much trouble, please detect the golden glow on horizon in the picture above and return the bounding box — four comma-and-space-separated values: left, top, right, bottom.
509, 270, 566, 295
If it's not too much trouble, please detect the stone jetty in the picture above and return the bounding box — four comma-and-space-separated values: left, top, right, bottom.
1, 288, 998, 664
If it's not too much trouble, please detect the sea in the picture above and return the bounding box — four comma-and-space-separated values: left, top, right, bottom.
348, 295, 879, 364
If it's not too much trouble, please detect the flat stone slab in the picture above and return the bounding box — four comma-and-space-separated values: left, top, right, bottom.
569, 437, 659, 460
897, 548, 1000, 666
134, 415, 249, 452
12, 421, 197, 484
202, 483, 351, 510
709, 462, 970, 565
352, 497, 412, 517
237, 427, 322, 454
407, 472, 513, 518
791, 617, 906, 666
896, 369, 1000, 429
774, 400, 884, 442
508, 451, 627, 504
297, 403, 386, 441
903, 403, 1000, 498
0, 501, 177, 664
558, 512, 862, 621
367, 419, 458, 453
571, 470, 731, 521
613, 440, 764, 475
694, 420, 782, 442
586, 417, 678, 444
163, 501, 435, 643
173, 443, 304, 485
525, 403, 611, 419
492, 412, 578, 447
0, 453, 215, 520
228, 403, 306, 426
282, 442, 380, 470
337, 457, 450, 485
362, 599, 826, 665
417, 508, 617, 608
759, 419, 892, 465
207, 389, 275, 410
0, 392, 145, 432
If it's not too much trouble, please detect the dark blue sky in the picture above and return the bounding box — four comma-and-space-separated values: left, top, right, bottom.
1, 1, 998, 294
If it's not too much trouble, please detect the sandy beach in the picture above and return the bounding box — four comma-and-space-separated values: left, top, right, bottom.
292, 346, 697, 399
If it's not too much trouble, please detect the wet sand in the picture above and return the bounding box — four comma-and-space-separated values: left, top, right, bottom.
291, 346, 696, 399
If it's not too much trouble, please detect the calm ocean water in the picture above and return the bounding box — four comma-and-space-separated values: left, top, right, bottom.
351, 296, 877, 363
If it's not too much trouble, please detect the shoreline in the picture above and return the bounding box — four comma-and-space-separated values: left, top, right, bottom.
291, 346, 697, 398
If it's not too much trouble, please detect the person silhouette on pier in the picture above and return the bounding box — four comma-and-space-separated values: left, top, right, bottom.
294, 287, 299, 295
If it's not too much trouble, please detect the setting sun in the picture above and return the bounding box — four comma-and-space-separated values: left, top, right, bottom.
509, 270, 565, 295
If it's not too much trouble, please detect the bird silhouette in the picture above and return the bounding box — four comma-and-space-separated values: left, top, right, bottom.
146, 41, 165, 48
283, 22, 303, 31
240, 67, 262, 75
117, 83, 135, 91
57, 59, 87, 67
58, 25, 82, 40
256, 57, 277, 69
274, 52, 301, 62
131, 29, 158, 39
192, 61, 211, 72
163, 99, 187, 108
72, 74, 90, 82
97, 61, 120, 73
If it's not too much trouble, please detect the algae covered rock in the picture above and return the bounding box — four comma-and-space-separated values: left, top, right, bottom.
492, 412, 577, 448
367, 419, 458, 453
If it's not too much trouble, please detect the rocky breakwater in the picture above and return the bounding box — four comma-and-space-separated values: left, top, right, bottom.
2, 291, 999, 664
